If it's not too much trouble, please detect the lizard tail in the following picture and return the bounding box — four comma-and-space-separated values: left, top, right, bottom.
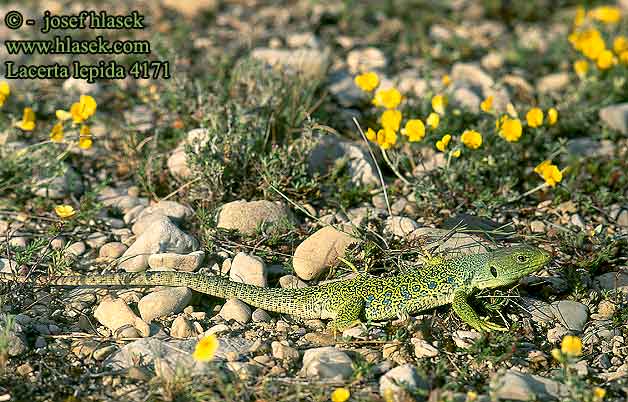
0, 271, 322, 319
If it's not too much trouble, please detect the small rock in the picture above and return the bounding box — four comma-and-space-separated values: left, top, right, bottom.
170, 316, 196, 338
9, 237, 27, 248
62, 77, 101, 94
384, 216, 420, 237
161, 0, 217, 17
0, 258, 16, 273
85, 232, 108, 249
292, 225, 357, 280
279, 275, 308, 289
411, 338, 439, 358
595, 272, 628, 293
148, 250, 204, 272
537, 72, 569, 93
17, 363, 33, 376
530, 220, 546, 233
51, 237, 66, 250
251, 308, 272, 322
138, 200, 193, 222
138, 287, 193, 322
550, 300, 589, 332
271, 341, 300, 362
67, 241, 87, 256
547, 325, 571, 344
123, 205, 145, 224
32, 166, 83, 199
453, 330, 482, 349
596, 300, 617, 319
229, 252, 267, 287
93, 345, 117, 361
379, 364, 427, 402
409, 228, 489, 255
520, 297, 554, 323
300, 347, 353, 380
219, 298, 252, 324
453, 86, 481, 111
599, 103, 628, 134
346, 47, 387, 73
99, 242, 128, 259
120, 216, 198, 272
570, 214, 586, 230
451, 63, 494, 89
492, 369, 565, 400
94, 296, 150, 338
217, 200, 293, 235
251, 48, 329, 78
308, 135, 379, 186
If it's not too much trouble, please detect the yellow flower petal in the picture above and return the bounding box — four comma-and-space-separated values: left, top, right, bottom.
426, 112, 440, 129
372, 87, 402, 109
547, 108, 558, 126
55, 205, 76, 219
480, 96, 493, 113
596, 50, 615, 70
593, 387, 606, 400
56, 110, 72, 121
451, 149, 461, 158
15, 107, 36, 131
499, 117, 523, 142
0, 81, 10, 97
442, 74, 451, 87
380, 109, 402, 132
573, 60, 589, 78
526, 108, 543, 128
402, 119, 425, 142
561, 335, 582, 357
588, 6, 621, 24
192, 334, 219, 362
331, 387, 350, 402
436, 134, 451, 152
614, 36, 628, 54
50, 122, 64, 143
354, 72, 379, 92
460, 130, 482, 149
78, 136, 93, 150
431, 94, 447, 115
366, 128, 377, 141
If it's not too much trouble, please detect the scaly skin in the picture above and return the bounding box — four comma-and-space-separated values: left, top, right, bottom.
0, 245, 551, 332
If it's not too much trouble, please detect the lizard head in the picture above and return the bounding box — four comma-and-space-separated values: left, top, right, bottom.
471, 245, 551, 290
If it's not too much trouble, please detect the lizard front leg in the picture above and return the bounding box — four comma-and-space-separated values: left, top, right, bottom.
452, 289, 506, 332
331, 297, 364, 334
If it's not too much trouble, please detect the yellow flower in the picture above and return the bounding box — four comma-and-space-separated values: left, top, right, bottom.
551, 348, 563, 362
79, 125, 92, 149
547, 108, 558, 126
593, 387, 606, 400
354, 72, 379, 92
372, 87, 402, 109
574, 59, 589, 78
526, 108, 543, 128
466, 390, 478, 402
578, 29, 606, 60
366, 127, 377, 141
460, 130, 482, 149
331, 387, 350, 402
573, 6, 585, 27
596, 50, 615, 69
614, 36, 628, 54
451, 149, 461, 158
15, 107, 36, 131
69, 95, 97, 124
0, 81, 10, 107
431, 94, 447, 115
499, 117, 523, 142
55, 205, 76, 219
402, 119, 425, 142
380, 109, 402, 132
561, 335, 583, 357
620, 50, 628, 64
192, 334, 219, 362
50, 122, 64, 143
442, 74, 451, 87
376, 128, 397, 150
56, 110, 72, 121
435, 134, 451, 152
480, 96, 493, 113
535, 160, 563, 187
588, 6, 621, 24
426, 112, 440, 129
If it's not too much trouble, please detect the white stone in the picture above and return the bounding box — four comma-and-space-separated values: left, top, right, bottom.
137, 287, 193, 322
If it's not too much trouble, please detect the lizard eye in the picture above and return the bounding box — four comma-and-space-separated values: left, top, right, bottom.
490, 266, 498, 277
517, 254, 528, 263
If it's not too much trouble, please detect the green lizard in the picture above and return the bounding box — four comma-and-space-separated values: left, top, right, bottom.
0, 245, 550, 332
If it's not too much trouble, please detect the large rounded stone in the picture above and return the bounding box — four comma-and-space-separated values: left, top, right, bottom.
94, 297, 150, 338
300, 347, 353, 380
148, 251, 205, 272
138, 287, 193, 322
217, 200, 292, 235
379, 364, 428, 402
219, 298, 252, 324
292, 225, 357, 280
229, 252, 267, 287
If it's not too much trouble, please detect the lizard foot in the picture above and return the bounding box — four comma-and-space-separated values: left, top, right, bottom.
475, 318, 507, 332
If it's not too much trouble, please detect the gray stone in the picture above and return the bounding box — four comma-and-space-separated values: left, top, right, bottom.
167, 128, 211, 180
148, 250, 205, 272
300, 347, 353, 380
520, 297, 554, 323
595, 272, 628, 293
66, 241, 86, 256
120, 216, 198, 272
0, 314, 27, 356
279, 275, 308, 289
85, 232, 108, 249
530, 220, 546, 233
292, 225, 357, 280
492, 369, 565, 400
229, 252, 267, 287
138, 287, 193, 322
384, 216, 420, 237
138, 200, 194, 223
219, 298, 252, 324
94, 296, 150, 338
550, 300, 589, 331
271, 341, 300, 362
32, 165, 83, 199
99, 242, 128, 259
251, 308, 272, 322
0, 258, 16, 273
566, 138, 615, 158
379, 364, 428, 402
308, 135, 379, 186
411, 338, 439, 358
217, 200, 293, 235
251, 48, 329, 78
453, 86, 481, 111
599, 103, 628, 134
409, 228, 490, 256
327, 70, 369, 107
170, 316, 196, 338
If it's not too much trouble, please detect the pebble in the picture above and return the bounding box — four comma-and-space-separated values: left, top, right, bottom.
453, 86, 481, 111
137, 287, 193, 322
0, 258, 16, 273
384, 216, 420, 237
123, 205, 145, 224
570, 214, 586, 230
93, 345, 117, 361
346, 47, 387, 73
292, 225, 357, 280
453, 330, 482, 349
32, 166, 83, 199
94, 296, 150, 338
549, 300, 589, 332
409, 228, 489, 255
300, 347, 353, 380
120, 216, 198, 272
229, 252, 267, 287
217, 200, 293, 235
219, 298, 252, 324
451, 62, 494, 89
411, 338, 439, 358
251, 48, 329, 78
170, 316, 196, 338
251, 308, 272, 322
9, 237, 27, 248
66, 241, 87, 257
547, 325, 571, 344
99, 242, 128, 259
279, 275, 308, 289
271, 341, 300, 362
536, 72, 569, 93
137, 200, 193, 223
379, 364, 427, 402
51, 237, 66, 250
599, 102, 628, 134
308, 135, 379, 186
492, 369, 564, 401
148, 250, 205, 272
530, 220, 546, 233
595, 272, 628, 293
85, 232, 108, 249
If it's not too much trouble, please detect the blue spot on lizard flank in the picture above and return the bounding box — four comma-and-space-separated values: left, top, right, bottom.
428, 281, 437, 289
447, 276, 455, 284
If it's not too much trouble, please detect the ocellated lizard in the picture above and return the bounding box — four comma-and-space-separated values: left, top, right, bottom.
0, 245, 550, 332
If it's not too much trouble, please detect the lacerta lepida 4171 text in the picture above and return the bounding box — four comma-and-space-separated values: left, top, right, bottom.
0, 245, 550, 332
